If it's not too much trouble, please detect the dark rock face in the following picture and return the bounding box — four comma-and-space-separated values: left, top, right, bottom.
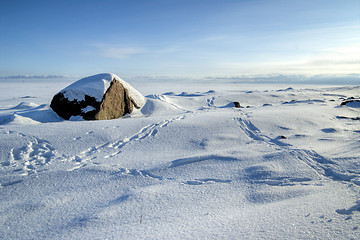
94, 80, 134, 120
233, 102, 241, 108
50, 93, 100, 120
50, 79, 139, 120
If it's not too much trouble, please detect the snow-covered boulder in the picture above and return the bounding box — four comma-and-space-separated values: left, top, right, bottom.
50, 73, 146, 120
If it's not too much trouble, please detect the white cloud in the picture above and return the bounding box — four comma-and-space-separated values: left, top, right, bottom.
100, 47, 145, 59
0, 74, 70, 79
216, 42, 360, 76
309, 43, 360, 66
204, 73, 360, 84
286, 43, 360, 74
122, 73, 360, 85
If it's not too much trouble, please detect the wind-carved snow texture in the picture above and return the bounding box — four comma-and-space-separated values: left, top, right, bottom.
170, 154, 240, 167
336, 201, 360, 215
110, 154, 240, 187
1, 84, 360, 239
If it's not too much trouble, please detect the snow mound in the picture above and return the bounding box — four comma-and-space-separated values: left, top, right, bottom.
141, 98, 185, 116
10, 102, 39, 110
0, 102, 62, 125
4, 114, 40, 125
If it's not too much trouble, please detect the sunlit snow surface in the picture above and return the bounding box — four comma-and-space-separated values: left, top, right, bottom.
0, 79, 359, 239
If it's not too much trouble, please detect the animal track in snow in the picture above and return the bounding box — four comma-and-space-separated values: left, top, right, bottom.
237, 117, 264, 142
237, 116, 360, 187
72, 130, 95, 141
71, 115, 186, 163
237, 117, 291, 147
9, 135, 61, 175
206, 97, 215, 107
113, 168, 162, 180
104, 116, 184, 156
1, 129, 62, 174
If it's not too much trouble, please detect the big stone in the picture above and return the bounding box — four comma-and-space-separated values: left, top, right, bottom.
50, 73, 146, 120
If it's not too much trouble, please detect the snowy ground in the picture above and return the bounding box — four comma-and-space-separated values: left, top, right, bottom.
0, 78, 359, 239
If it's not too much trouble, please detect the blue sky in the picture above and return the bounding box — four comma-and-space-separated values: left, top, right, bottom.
0, 0, 359, 80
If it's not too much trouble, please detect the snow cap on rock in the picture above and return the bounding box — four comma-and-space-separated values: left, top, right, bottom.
60, 73, 145, 107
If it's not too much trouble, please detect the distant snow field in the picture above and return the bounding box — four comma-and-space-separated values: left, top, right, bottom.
0, 79, 359, 239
